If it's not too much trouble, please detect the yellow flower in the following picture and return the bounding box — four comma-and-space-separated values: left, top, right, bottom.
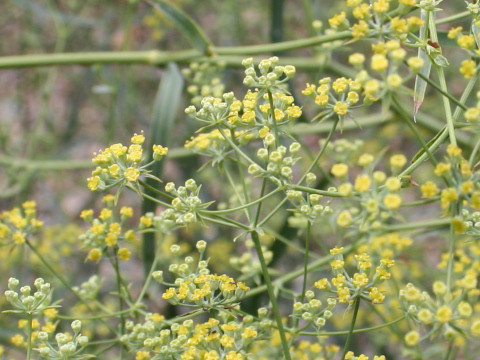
353, 4, 370, 19
447, 26, 463, 39
437, 305, 452, 323
87, 176, 101, 191
384, 194, 402, 210
460, 59, 477, 79
314, 278, 330, 290
407, 57, 425, 72
330, 259, 345, 270
441, 188, 458, 208
353, 273, 368, 287
334, 101, 349, 115
352, 20, 369, 39
242, 327, 258, 338
136, 351, 150, 360
131, 133, 145, 145
125, 167, 140, 182
373, 0, 389, 13
405, 330, 420, 346
328, 12, 346, 28
152, 144, 168, 158
315, 94, 329, 106
43, 308, 58, 319
331, 163, 349, 178
87, 248, 103, 262
118, 247, 131, 261
369, 287, 385, 303
390, 154, 407, 168
458, 301, 472, 317
337, 210, 352, 227
355, 174, 371, 192
434, 162, 451, 176
371, 54, 389, 72
464, 107, 479, 122
330, 246, 344, 255
421, 181, 438, 198
418, 308, 432, 324
387, 74, 402, 88
457, 34, 475, 49
404, 284, 421, 301
358, 153, 374, 166
349, 53, 365, 66
11, 334, 24, 346
471, 320, 480, 337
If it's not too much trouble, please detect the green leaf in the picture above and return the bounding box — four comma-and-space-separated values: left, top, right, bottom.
142, 62, 184, 277
411, 126, 445, 163
146, 0, 213, 55
413, 9, 432, 122
432, 54, 449, 67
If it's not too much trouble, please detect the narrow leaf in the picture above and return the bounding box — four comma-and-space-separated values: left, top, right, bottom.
145, 0, 213, 55
142, 62, 184, 277
473, 22, 480, 49
413, 9, 432, 122
411, 126, 445, 163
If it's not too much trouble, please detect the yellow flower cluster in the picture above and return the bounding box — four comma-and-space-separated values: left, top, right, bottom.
125, 316, 260, 360
315, 246, 394, 304
79, 194, 136, 262
332, 153, 407, 233
87, 132, 168, 191
0, 201, 43, 246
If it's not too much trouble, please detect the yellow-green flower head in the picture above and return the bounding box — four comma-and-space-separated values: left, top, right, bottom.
421, 181, 438, 198
131, 132, 145, 145
371, 54, 389, 72
404, 330, 420, 346
407, 57, 425, 72
437, 305, 452, 323
460, 60, 477, 79
125, 167, 140, 182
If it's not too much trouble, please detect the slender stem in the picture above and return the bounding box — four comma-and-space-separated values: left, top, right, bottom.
444, 340, 455, 360
253, 179, 268, 227
26, 313, 32, 360
436, 67, 457, 146
341, 297, 361, 360
112, 249, 126, 339
251, 231, 291, 360
298, 315, 406, 336
382, 218, 450, 232
26, 240, 119, 335
300, 221, 311, 303
446, 207, 456, 299
267, 90, 280, 147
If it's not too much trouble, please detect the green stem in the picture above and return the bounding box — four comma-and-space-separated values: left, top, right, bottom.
251, 231, 291, 360
444, 340, 455, 360
0, 32, 352, 69
300, 221, 311, 303
436, 66, 457, 146
341, 297, 361, 360
267, 90, 280, 147
382, 218, 450, 232
26, 313, 32, 360
26, 240, 119, 336
112, 249, 126, 339
446, 207, 456, 299
298, 315, 406, 336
